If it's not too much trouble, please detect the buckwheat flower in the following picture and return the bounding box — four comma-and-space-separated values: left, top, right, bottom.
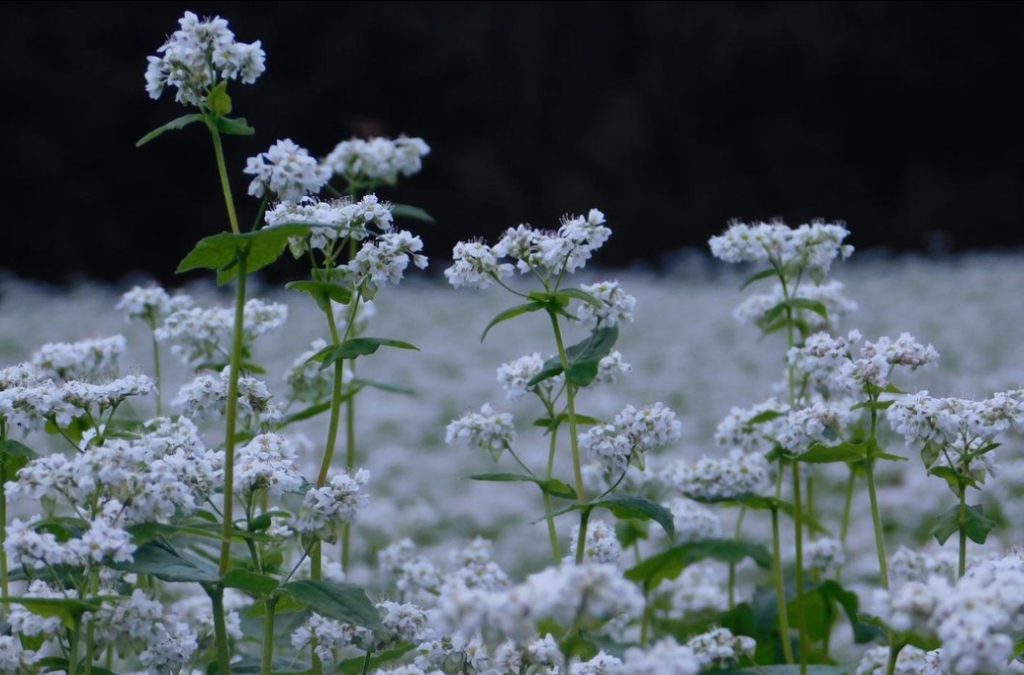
139, 619, 199, 675
266, 196, 352, 255
557, 208, 612, 272
174, 367, 281, 427
445, 403, 516, 460
448, 537, 511, 591
713, 397, 788, 454
709, 219, 853, 281
325, 136, 431, 185
295, 469, 370, 543
577, 281, 636, 327
804, 537, 846, 577
145, 11, 265, 105
614, 402, 682, 451
348, 230, 428, 293
614, 638, 700, 675
890, 546, 958, 585
8, 581, 77, 638
579, 423, 633, 472
287, 338, 353, 402
873, 578, 944, 638
67, 517, 137, 564
660, 562, 729, 619
569, 519, 622, 564
596, 350, 632, 384
446, 240, 515, 289
685, 628, 755, 671
527, 634, 563, 666
378, 600, 430, 643
496, 352, 546, 401
236, 433, 303, 497
777, 401, 852, 454
4, 516, 78, 570
0, 635, 35, 673
856, 645, 932, 675
157, 298, 287, 365
571, 652, 623, 675
117, 285, 191, 323
0, 379, 75, 431
0, 362, 42, 390
664, 450, 770, 501
31, 335, 126, 381
291, 614, 352, 665
169, 593, 244, 642
350, 194, 395, 232
333, 296, 377, 336
245, 139, 330, 203
60, 374, 155, 412
664, 497, 722, 543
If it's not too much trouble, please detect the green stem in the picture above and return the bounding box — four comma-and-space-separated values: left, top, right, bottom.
151, 331, 163, 417
84, 569, 99, 675
544, 425, 562, 562
958, 483, 967, 577
261, 597, 278, 675
1, 423, 8, 620
639, 587, 651, 647
359, 648, 375, 675
886, 642, 906, 675
771, 507, 795, 665
69, 616, 81, 675
209, 586, 232, 675
208, 121, 241, 234
837, 466, 856, 583
792, 462, 808, 675
728, 507, 747, 610
219, 251, 248, 575
548, 312, 588, 563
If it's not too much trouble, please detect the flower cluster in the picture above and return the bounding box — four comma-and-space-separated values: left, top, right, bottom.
295, 469, 371, 542
446, 404, 517, 460
709, 218, 854, 281
245, 139, 332, 203
145, 11, 265, 105
663, 450, 770, 501
326, 136, 431, 185
156, 297, 287, 365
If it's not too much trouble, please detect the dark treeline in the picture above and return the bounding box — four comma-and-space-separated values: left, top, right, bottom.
2, 1, 1023, 283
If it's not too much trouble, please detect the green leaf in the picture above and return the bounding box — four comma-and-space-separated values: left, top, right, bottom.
739, 268, 781, 291
390, 204, 435, 223
208, 81, 233, 116
747, 410, 786, 425
245, 594, 307, 618
593, 494, 675, 538
532, 413, 600, 431
932, 503, 995, 546
928, 466, 978, 491
136, 113, 205, 147
337, 645, 415, 675
215, 657, 309, 675
176, 224, 315, 284
0, 439, 36, 476
850, 400, 895, 412
528, 326, 619, 388
311, 338, 419, 370
614, 520, 650, 549
468, 473, 577, 500
113, 541, 219, 583
798, 441, 868, 464
219, 569, 278, 596
787, 298, 830, 320
215, 116, 255, 136
352, 379, 416, 396
556, 288, 604, 309
789, 581, 876, 644
0, 597, 100, 628
625, 539, 772, 590
280, 580, 384, 631
481, 302, 550, 342
286, 280, 354, 312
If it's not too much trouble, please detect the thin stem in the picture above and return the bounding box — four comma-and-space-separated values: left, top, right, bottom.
639, 587, 651, 647
544, 426, 562, 563
548, 312, 588, 563
261, 596, 278, 675
771, 508, 795, 665
359, 648, 375, 675
84, 568, 99, 675
151, 330, 163, 417
837, 466, 856, 583
69, 615, 81, 675
1, 422, 8, 619
208, 121, 240, 234
209, 586, 232, 675
792, 462, 808, 675
219, 251, 248, 575
728, 507, 747, 611
886, 642, 906, 675
958, 483, 968, 577
865, 409, 889, 590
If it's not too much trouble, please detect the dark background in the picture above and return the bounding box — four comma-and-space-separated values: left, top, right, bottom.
3, 1, 1023, 283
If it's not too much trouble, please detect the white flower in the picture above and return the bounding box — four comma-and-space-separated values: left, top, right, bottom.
578, 281, 636, 327
569, 519, 622, 564
236, 433, 303, 497
663, 450, 770, 501
445, 241, 514, 289
31, 335, 126, 380
713, 397, 788, 454
156, 298, 287, 365
446, 403, 516, 460
378, 600, 430, 643
295, 469, 370, 543
614, 639, 700, 675
8, 581, 77, 637
244, 139, 330, 203
496, 352, 548, 401
326, 136, 431, 185
67, 517, 137, 564
60, 375, 155, 412
778, 402, 852, 454
614, 402, 682, 450
0, 635, 35, 673
139, 619, 198, 675
287, 338, 353, 402
579, 423, 634, 472
709, 219, 853, 281
804, 537, 846, 577
664, 497, 722, 543
347, 230, 428, 292
291, 614, 353, 665
856, 645, 934, 675
571, 652, 623, 675
145, 11, 265, 105
596, 351, 632, 384
117, 285, 192, 323
174, 368, 281, 427
685, 628, 755, 671
733, 280, 857, 332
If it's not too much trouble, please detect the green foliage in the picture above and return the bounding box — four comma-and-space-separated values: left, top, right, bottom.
286, 280, 353, 312
528, 326, 619, 388
788, 581, 877, 644
390, 204, 435, 223
278, 580, 384, 631
625, 538, 772, 590
176, 224, 316, 284
135, 113, 205, 147
0, 439, 36, 476
468, 472, 577, 500
114, 541, 220, 583
309, 338, 419, 371
932, 503, 995, 545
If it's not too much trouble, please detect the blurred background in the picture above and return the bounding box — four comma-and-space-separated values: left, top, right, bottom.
2, 1, 1023, 283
